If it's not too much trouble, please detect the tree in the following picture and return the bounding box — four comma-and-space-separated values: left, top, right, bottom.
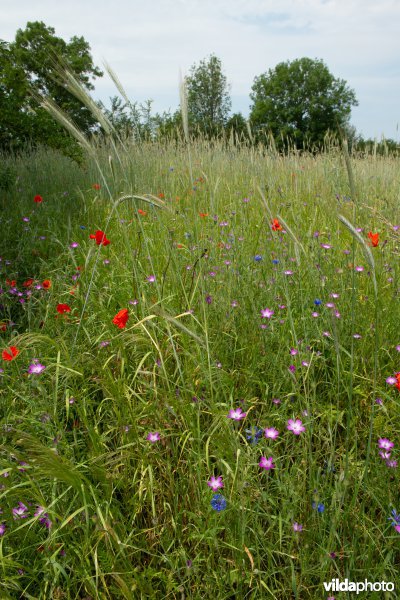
186, 54, 231, 135
0, 21, 102, 158
249, 57, 358, 150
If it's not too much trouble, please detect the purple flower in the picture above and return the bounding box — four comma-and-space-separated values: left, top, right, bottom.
264, 427, 279, 440
386, 460, 398, 468
259, 456, 275, 470
207, 476, 224, 491
260, 308, 274, 319
378, 438, 394, 450
287, 419, 305, 435
292, 522, 303, 532
205, 295, 212, 305
321, 244, 332, 249
288, 365, 296, 373
0, 523, 6, 536
12, 502, 29, 519
227, 407, 246, 421
99, 340, 110, 348
70, 242, 79, 248
386, 376, 397, 386
147, 275, 156, 283
355, 266, 364, 272
28, 360, 46, 375
146, 432, 160, 443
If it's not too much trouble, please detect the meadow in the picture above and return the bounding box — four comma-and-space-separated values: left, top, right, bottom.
0, 136, 400, 599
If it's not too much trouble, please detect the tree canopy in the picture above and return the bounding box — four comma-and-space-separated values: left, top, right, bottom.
186, 54, 231, 135
249, 57, 358, 149
0, 21, 102, 158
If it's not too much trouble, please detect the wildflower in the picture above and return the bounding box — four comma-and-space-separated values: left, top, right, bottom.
271, 219, 282, 231
287, 419, 305, 435
254, 255, 263, 262
378, 438, 394, 450
147, 275, 156, 283
99, 340, 110, 348
227, 407, 246, 421
56, 303, 71, 314
146, 432, 160, 443
92, 183, 101, 190
0, 523, 6, 536
112, 308, 129, 329
70, 242, 79, 248
28, 360, 46, 375
264, 427, 279, 440
289, 365, 296, 373
2, 346, 19, 361
355, 266, 364, 272
388, 508, 400, 532
89, 230, 110, 246
12, 502, 29, 519
231, 300, 238, 307
272, 398, 281, 405
260, 308, 274, 319
207, 476, 224, 491
312, 312, 319, 318
290, 348, 298, 355
272, 259, 279, 264
34, 195, 43, 203
386, 460, 398, 468
245, 426, 263, 445
210, 494, 227, 512
292, 522, 303, 532
23, 278, 34, 288
205, 295, 212, 304
259, 456, 275, 470
312, 501, 325, 513
42, 279, 51, 289
375, 398, 383, 405
368, 231, 379, 247
386, 376, 397, 386
321, 243, 332, 249
199, 212, 208, 217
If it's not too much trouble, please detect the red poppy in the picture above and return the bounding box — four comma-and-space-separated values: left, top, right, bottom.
158, 192, 165, 199
199, 212, 208, 218
112, 308, 129, 329
271, 219, 283, 231
92, 184, 101, 190
138, 209, 147, 216
6, 279, 16, 287
42, 279, 51, 289
34, 195, 43, 203
2, 346, 19, 361
0, 323, 7, 332
56, 303, 71, 314
23, 278, 34, 288
367, 231, 379, 247
89, 230, 111, 246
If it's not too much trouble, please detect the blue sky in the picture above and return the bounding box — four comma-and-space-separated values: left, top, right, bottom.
2, 0, 399, 139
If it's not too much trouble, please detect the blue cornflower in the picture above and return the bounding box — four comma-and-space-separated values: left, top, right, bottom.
388, 508, 400, 526
314, 299, 322, 306
245, 426, 263, 445
254, 255, 263, 262
312, 501, 325, 513
272, 259, 279, 264
211, 494, 227, 512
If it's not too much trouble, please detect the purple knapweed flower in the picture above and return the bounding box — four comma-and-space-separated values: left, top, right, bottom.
287, 419, 305, 435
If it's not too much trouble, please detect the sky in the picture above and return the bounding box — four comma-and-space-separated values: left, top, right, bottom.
1, 0, 399, 140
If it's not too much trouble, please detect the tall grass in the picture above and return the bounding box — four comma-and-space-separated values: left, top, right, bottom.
0, 135, 400, 599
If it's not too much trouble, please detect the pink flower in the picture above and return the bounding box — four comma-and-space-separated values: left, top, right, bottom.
146, 432, 160, 443
287, 419, 305, 435
227, 407, 246, 421
259, 456, 275, 470
207, 476, 224, 491
378, 438, 394, 450
260, 308, 274, 319
264, 427, 279, 440
292, 522, 303, 532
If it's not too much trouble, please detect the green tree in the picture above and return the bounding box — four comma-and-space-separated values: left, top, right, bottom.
250, 57, 358, 150
186, 54, 231, 135
0, 21, 102, 158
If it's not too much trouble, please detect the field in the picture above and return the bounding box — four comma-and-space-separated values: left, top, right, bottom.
0, 138, 400, 599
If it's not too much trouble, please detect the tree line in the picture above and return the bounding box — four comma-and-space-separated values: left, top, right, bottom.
0, 21, 398, 160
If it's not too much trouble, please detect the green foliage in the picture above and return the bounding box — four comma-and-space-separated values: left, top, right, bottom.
186, 54, 231, 135
250, 57, 358, 150
0, 21, 102, 159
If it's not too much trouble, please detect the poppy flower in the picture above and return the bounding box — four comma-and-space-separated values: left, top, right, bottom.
2, 346, 19, 361
138, 209, 147, 216
89, 230, 110, 246
56, 303, 71, 314
199, 212, 208, 217
158, 192, 165, 199
112, 308, 129, 329
367, 231, 379, 247
6, 279, 16, 287
92, 183, 101, 190
42, 280, 51, 289
34, 195, 43, 203
23, 279, 34, 288
271, 219, 283, 231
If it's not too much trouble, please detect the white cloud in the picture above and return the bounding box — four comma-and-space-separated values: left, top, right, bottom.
1, 0, 399, 138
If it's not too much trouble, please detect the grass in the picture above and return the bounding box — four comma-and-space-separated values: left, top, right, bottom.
0, 136, 400, 599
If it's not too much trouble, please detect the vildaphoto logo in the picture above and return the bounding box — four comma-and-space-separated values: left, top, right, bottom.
323, 579, 395, 594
